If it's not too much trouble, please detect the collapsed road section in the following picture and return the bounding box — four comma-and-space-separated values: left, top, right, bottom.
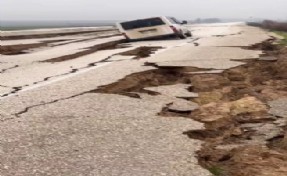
0, 24, 286, 175
85, 39, 287, 176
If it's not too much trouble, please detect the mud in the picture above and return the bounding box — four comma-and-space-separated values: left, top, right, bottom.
1, 29, 118, 40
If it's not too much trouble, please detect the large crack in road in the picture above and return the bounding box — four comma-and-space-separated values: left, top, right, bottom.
0, 65, 19, 74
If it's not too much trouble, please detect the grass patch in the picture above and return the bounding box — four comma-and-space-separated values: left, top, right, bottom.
273, 31, 287, 45
208, 166, 225, 176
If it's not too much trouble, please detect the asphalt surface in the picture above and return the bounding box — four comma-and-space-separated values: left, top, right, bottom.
0, 23, 273, 175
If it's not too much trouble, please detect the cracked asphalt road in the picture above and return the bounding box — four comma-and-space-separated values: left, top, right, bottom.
0, 23, 272, 175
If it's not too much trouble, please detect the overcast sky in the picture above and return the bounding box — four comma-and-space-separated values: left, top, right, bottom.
0, 0, 286, 21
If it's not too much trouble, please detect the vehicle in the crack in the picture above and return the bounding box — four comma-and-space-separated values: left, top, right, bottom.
116, 16, 192, 41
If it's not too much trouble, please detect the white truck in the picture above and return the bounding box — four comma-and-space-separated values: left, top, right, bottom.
116, 16, 192, 41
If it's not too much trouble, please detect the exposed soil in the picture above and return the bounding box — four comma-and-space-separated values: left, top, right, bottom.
92, 66, 207, 97
0, 29, 118, 40
0, 40, 67, 55
90, 39, 287, 176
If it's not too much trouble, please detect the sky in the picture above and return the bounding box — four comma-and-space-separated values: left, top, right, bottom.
0, 0, 286, 21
